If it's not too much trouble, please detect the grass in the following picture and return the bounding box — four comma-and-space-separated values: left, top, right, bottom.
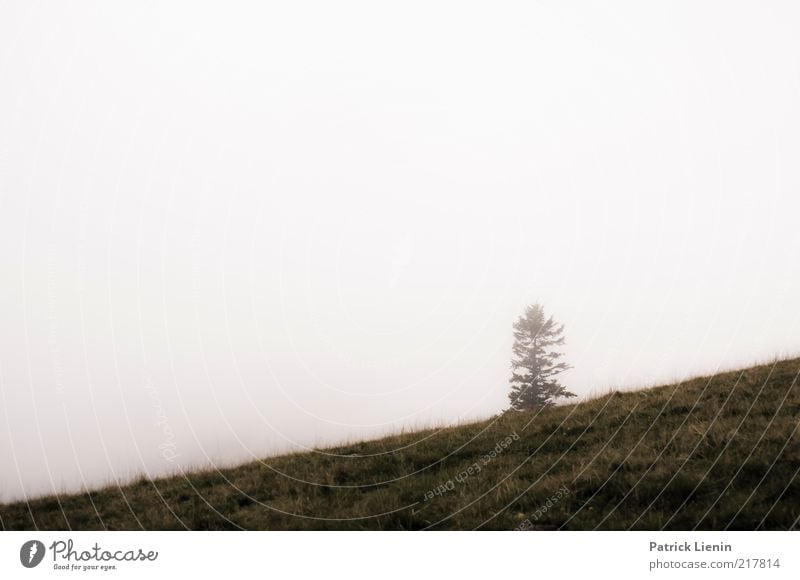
1, 358, 799, 530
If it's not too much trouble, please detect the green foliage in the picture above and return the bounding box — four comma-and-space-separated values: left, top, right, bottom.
508, 304, 575, 410
1, 358, 799, 530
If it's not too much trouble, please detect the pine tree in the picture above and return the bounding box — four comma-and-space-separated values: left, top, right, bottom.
508, 304, 575, 411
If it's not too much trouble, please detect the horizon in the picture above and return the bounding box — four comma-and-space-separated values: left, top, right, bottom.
2, 1, 800, 503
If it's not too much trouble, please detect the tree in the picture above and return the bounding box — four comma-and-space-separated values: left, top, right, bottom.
508, 303, 575, 411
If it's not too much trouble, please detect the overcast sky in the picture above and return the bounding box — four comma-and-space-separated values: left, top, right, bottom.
1, 1, 799, 502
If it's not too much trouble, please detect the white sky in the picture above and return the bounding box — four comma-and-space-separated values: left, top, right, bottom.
1, 1, 799, 501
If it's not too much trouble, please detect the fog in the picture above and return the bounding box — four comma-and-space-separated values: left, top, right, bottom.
1, 1, 799, 502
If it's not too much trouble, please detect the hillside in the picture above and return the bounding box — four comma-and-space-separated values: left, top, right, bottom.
2, 358, 799, 530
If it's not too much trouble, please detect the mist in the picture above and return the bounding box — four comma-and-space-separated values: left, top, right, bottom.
1, 1, 799, 502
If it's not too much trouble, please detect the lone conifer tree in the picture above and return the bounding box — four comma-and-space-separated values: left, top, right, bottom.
508, 304, 575, 410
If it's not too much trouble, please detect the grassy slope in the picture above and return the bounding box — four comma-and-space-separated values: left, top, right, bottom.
2, 358, 799, 531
